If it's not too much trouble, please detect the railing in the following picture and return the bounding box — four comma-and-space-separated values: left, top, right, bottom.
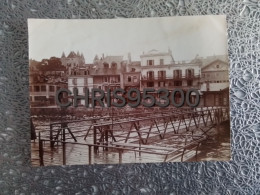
35, 106, 230, 166
30, 91, 56, 95
48, 110, 173, 147
91, 107, 229, 149
142, 75, 200, 81
47, 106, 229, 147
38, 132, 206, 166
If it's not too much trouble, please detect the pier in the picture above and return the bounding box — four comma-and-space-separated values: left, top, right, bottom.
31, 106, 230, 166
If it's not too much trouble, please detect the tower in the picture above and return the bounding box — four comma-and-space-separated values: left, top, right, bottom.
61, 51, 66, 66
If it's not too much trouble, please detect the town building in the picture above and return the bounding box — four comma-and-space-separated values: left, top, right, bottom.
61, 51, 85, 68
68, 75, 94, 106
91, 54, 126, 90
29, 58, 67, 107
123, 71, 141, 91
199, 56, 230, 106
67, 54, 127, 106
140, 49, 201, 91
123, 54, 141, 91
30, 50, 230, 108
29, 73, 67, 107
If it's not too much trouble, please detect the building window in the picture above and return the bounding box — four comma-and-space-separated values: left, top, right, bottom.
84, 78, 88, 85
159, 82, 165, 87
158, 70, 166, 79
133, 76, 138, 83
34, 86, 40, 92
174, 70, 182, 79
216, 64, 219, 68
84, 70, 89, 75
160, 59, 164, 65
115, 77, 119, 83
174, 81, 182, 86
128, 76, 132, 82
187, 80, 193, 86
34, 96, 46, 101
103, 77, 108, 82
103, 62, 109, 68
49, 86, 55, 92
147, 60, 154, 66
103, 86, 108, 91
131, 68, 135, 72
111, 62, 117, 69
147, 82, 154, 87
147, 71, 154, 79
173, 93, 182, 104
186, 69, 194, 78
72, 78, 77, 85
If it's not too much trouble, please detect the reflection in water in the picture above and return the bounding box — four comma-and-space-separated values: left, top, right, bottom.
189, 120, 231, 162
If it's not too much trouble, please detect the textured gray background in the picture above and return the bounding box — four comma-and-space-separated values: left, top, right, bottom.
0, 0, 259, 194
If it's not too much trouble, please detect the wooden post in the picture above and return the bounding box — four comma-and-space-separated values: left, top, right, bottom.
139, 140, 141, 157
105, 126, 108, 151
216, 108, 220, 132
38, 132, 44, 166
94, 126, 98, 153
88, 146, 92, 165
62, 128, 66, 165
50, 124, 54, 148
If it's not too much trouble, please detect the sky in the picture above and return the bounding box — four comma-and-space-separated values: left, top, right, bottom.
28, 15, 228, 63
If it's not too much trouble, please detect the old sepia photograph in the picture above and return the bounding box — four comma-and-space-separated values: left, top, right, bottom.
28, 16, 231, 166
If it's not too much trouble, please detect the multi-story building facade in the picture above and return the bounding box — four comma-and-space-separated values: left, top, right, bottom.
29, 59, 67, 107
123, 55, 141, 90
30, 50, 229, 108
200, 58, 229, 92
200, 56, 229, 106
92, 55, 125, 90
68, 76, 94, 106
140, 49, 201, 91
123, 71, 141, 91
29, 73, 67, 107
67, 54, 126, 106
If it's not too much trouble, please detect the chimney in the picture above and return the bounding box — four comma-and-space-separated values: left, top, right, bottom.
128, 52, 131, 64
